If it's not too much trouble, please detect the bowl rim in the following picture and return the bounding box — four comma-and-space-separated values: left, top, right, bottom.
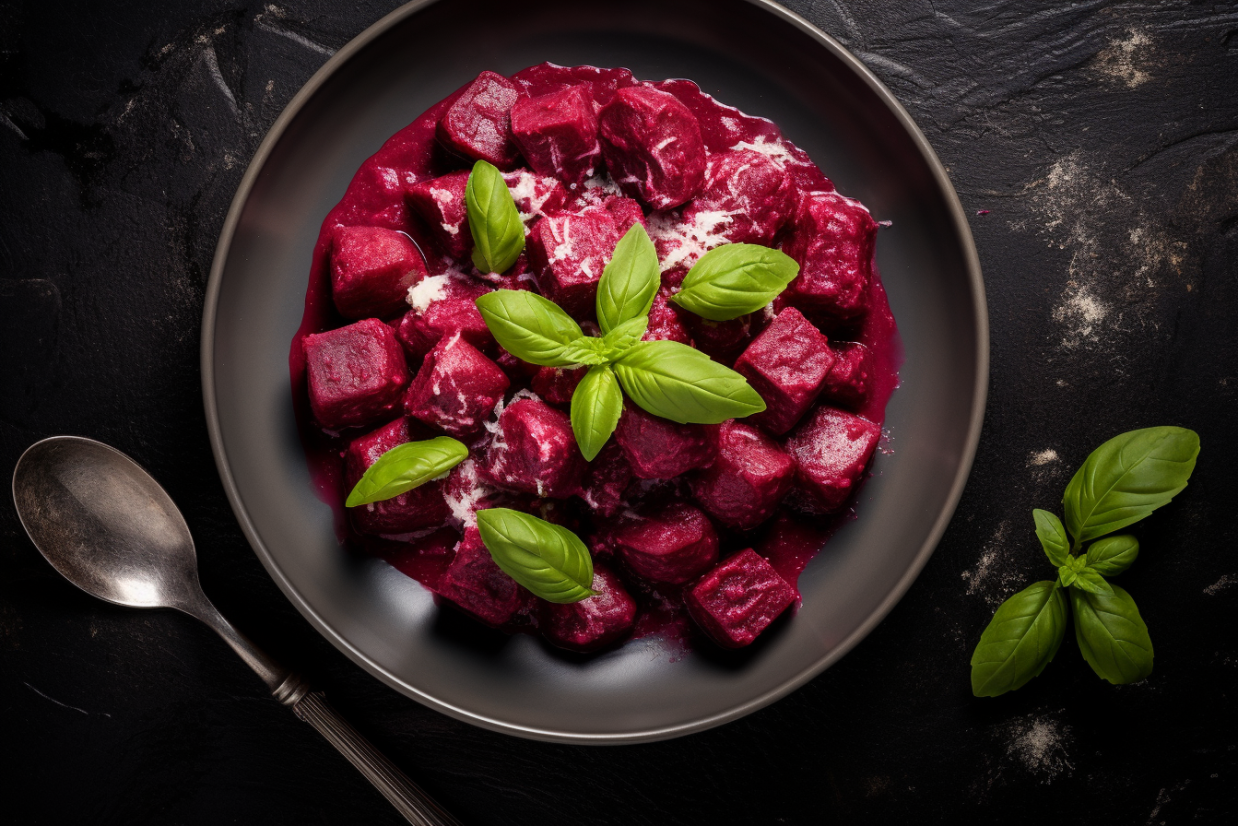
201, 0, 988, 743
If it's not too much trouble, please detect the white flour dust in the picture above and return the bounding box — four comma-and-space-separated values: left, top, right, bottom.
1204, 575, 1235, 596
1093, 30, 1155, 89
1001, 713, 1074, 782
961, 520, 1028, 606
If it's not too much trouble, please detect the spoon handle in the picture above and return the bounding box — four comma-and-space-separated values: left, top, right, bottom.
293, 691, 464, 826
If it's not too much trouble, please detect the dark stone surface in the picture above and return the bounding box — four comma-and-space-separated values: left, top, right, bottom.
2, 1, 1236, 823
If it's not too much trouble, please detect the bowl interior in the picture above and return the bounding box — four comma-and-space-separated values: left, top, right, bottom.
205, 0, 984, 742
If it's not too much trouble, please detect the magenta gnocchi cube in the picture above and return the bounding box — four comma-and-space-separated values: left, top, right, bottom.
436, 70, 524, 169
405, 171, 471, 260
683, 313, 754, 364
437, 526, 530, 627
579, 441, 633, 518
734, 308, 836, 435
538, 564, 637, 652
643, 287, 693, 344
530, 365, 587, 406
394, 274, 493, 359
690, 421, 796, 531
611, 500, 719, 584
821, 341, 872, 409
330, 225, 427, 320
303, 317, 410, 430
502, 169, 570, 220
344, 417, 451, 535
526, 205, 620, 316
783, 406, 882, 514
684, 148, 796, 245
598, 85, 706, 210
478, 397, 586, 498
403, 334, 509, 437
603, 195, 647, 234
509, 84, 601, 187
685, 549, 796, 648
781, 191, 877, 320
614, 403, 716, 480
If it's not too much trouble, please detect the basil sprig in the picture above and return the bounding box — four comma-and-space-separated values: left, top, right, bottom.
670, 243, 799, 321
466, 159, 525, 274
970, 426, 1199, 696
473, 224, 769, 460
476, 508, 598, 603
345, 437, 468, 507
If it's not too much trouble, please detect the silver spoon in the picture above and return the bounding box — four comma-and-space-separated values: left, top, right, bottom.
12, 435, 462, 826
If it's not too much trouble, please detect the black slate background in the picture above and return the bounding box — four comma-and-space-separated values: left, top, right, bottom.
2, 1, 1236, 823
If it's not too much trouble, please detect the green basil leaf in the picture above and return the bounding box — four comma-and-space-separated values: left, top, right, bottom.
596, 223, 660, 334
1071, 584, 1153, 685
600, 316, 648, 358
1062, 426, 1200, 544
571, 365, 623, 461
1033, 509, 1071, 567
559, 336, 612, 366
475, 508, 597, 603
1086, 534, 1140, 576
475, 289, 587, 367
670, 243, 799, 321
466, 159, 525, 273
612, 340, 766, 424
1057, 565, 1079, 588
345, 437, 468, 507
970, 581, 1068, 697
1070, 565, 1114, 596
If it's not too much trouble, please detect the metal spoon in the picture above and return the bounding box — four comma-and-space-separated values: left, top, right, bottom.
12, 435, 462, 826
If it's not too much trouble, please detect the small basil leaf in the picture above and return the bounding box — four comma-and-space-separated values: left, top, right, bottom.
670, 243, 799, 321
475, 508, 598, 603
1086, 534, 1140, 576
1063, 426, 1200, 544
1071, 584, 1153, 685
1033, 509, 1071, 567
971, 581, 1069, 697
345, 437, 468, 507
1071, 565, 1114, 596
559, 336, 612, 366
466, 159, 525, 273
475, 289, 587, 367
1057, 565, 1079, 588
596, 223, 660, 334
571, 365, 623, 461
612, 340, 766, 424
600, 316, 648, 358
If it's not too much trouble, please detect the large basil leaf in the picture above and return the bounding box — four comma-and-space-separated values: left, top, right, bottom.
475, 508, 597, 603
345, 437, 468, 507
670, 243, 799, 321
1062, 427, 1200, 544
1071, 584, 1153, 685
596, 223, 660, 334
571, 365, 623, 461
1033, 509, 1071, 567
1086, 534, 1139, 576
612, 340, 766, 424
970, 581, 1068, 697
475, 290, 588, 367
466, 159, 525, 273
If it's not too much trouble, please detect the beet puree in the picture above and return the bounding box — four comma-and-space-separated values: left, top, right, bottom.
289, 63, 902, 656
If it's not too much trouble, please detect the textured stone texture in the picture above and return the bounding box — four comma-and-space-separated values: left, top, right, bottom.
1, 2, 1236, 825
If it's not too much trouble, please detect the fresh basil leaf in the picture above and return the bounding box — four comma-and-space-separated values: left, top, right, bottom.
1057, 564, 1079, 588
475, 289, 587, 367
475, 508, 597, 603
612, 340, 766, 425
971, 581, 1069, 697
466, 159, 525, 273
1033, 509, 1071, 567
1086, 534, 1140, 576
596, 223, 660, 334
345, 437, 468, 507
1062, 426, 1200, 544
1071, 564, 1114, 596
1071, 584, 1153, 685
559, 336, 612, 366
670, 243, 799, 321
600, 316, 648, 358
571, 365, 623, 461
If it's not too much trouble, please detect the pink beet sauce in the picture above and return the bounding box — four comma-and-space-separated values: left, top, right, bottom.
289, 63, 902, 653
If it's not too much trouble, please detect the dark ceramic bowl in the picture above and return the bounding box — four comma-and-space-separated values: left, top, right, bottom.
202, 0, 986, 743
